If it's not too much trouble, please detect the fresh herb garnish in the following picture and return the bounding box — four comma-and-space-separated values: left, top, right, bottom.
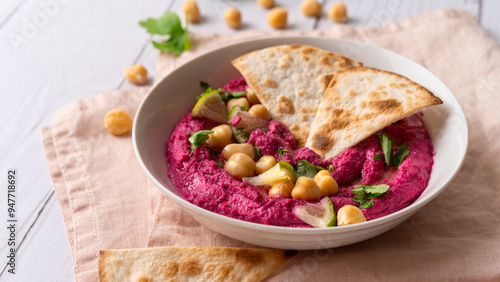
294, 160, 325, 179
380, 132, 392, 165
391, 143, 410, 167
278, 160, 296, 181
139, 12, 191, 55
219, 90, 246, 101
254, 146, 262, 158
196, 86, 246, 102
351, 184, 389, 209
278, 147, 288, 158
188, 130, 214, 154
327, 164, 335, 172
377, 132, 410, 168
372, 153, 383, 161
216, 161, 224, 168
200, 81, 210, 91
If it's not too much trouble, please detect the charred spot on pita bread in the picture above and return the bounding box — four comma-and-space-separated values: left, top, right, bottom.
179, 257, 202, 274
311, 133, 333, 157
297, 89, 307, 97
260, 92, 270, 102
368, 98, 402, 114
235, 249, 264, 267
209, 263, 235, 280
320, 55, 332, 66
262, 77, 278, 88
161, 261, 179, 277
301, 46, 315, 54
135, 275, 152, 282
276, 95, 295, 114
318, 74, 334, 90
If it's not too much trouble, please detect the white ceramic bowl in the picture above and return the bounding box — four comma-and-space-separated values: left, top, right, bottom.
133, 37, 468, 250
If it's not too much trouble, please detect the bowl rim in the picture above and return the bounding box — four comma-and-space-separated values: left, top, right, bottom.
132, 35, 469, 234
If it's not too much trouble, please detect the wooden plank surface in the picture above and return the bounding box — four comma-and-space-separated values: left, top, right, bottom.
1, 0, 498, 281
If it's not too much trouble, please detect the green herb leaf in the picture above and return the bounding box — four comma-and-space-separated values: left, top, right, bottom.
372, 153, 383, 161
357, 184, 390, 198
351, 184, 389, 209
139, 12, 191, 55
391, 143, 410, 168
315, 165, 326, 172
200, 81, 210, 91
219, 90, 247, 101
294, 160, 322, 179
381, 132, 392, 166
216, 161, 224, 168
254, 146, 262, 158
188, 130, 214, 154
278, 160, 296, 180
378, 132, 410, 168
359, 201, 375, 209
278, 148, 288, 158
351, 187, 366, 201
327, 164, 335, 172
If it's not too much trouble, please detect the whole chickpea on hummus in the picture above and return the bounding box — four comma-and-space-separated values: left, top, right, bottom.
166, 45, 443, 228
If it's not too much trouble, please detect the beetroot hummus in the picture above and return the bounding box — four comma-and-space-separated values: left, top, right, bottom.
165, 79, 435, 227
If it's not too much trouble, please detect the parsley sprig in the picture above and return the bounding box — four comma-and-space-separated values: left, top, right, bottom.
278, 148, 288, 158
139, 12, 191, 55
188, 130, 213, 154
351, 184, 390, 209
196, 82, 246, 101
294, 160, 326, 179
374, 132, 410, 168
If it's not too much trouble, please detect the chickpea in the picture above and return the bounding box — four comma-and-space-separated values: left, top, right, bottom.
224, 7, 241, 29
207, 124, 232, 150
300, 0, 322, 17
255, 155, 277, 175
248, 104, 270, 120
224, 153, 256, 180
183, 0, 200, 23
337, 205, 366, 226
269, 179, 294, 198
257, 0, 274, 9
291, 177, 321, 201
267, 7, 287, 29
227, 97, 250, 112
246, 87, 261, 105
221, 143, 255, 160
314, 170, 339, 197
328, 2, 347, 23
123, 64, 148, 85
104, 109, 133, 135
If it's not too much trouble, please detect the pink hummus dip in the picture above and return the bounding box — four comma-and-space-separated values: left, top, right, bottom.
166, 78, 435, 227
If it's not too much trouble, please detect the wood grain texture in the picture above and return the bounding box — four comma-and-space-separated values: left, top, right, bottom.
0, 0, 497, 281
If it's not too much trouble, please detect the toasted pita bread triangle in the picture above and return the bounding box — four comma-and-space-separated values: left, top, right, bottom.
305, 67, 443, 159
98, 246, 297, 282
232, 44, 362, 147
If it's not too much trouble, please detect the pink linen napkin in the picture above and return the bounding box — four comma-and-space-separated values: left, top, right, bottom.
42, 9, 500, 282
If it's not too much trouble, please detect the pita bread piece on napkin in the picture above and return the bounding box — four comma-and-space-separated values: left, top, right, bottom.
306, 67, 443, 159
98, 246, 297, 282
231, 44, 362, 147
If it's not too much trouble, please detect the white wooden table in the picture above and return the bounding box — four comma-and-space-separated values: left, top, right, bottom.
1, 0, 498, 281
